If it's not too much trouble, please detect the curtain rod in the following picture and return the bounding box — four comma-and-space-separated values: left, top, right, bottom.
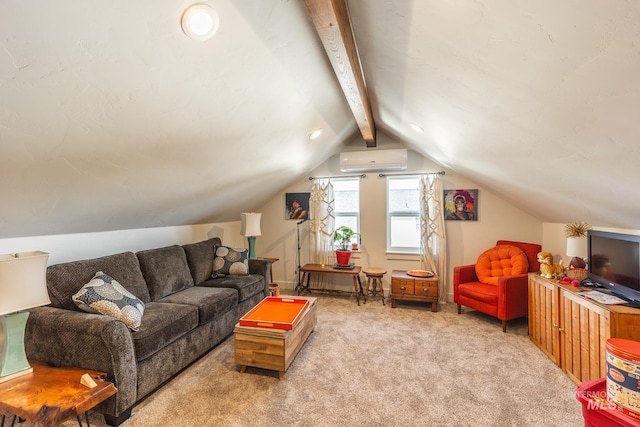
378, 171, 445, 178
308, 173, 367, 180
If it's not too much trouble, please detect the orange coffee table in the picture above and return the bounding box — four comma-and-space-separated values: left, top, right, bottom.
234, 296, 317, 380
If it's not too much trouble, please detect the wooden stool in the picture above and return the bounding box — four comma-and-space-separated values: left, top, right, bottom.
362, 267, 386, 305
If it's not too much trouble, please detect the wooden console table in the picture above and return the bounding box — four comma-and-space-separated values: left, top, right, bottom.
0, 361, 116, 427
529, 273, 640, 384
297, 263, 364, 305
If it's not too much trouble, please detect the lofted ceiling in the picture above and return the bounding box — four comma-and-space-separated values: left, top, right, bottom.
1, 0, 639, 239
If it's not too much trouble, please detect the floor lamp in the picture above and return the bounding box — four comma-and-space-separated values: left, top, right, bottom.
295, 218, 308, 292
0, 251, 50, 383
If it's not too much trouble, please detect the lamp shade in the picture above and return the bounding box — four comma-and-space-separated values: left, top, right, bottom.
566, 236, 587, 258
0, 251, 50, 316
240, 213, 262, 237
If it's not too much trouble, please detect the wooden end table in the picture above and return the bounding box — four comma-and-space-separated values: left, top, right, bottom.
296, 263, 365, 305
257, 257, 279, 283
391, 270, 439, 312
0, 361, 116, 427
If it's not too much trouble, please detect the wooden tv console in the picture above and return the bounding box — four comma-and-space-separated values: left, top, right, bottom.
528, 273, 640, 384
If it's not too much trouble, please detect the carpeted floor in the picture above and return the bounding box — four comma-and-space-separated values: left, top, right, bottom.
22, 294, 585, 426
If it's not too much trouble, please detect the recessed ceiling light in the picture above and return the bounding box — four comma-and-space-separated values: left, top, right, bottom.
410, 123, 424, 133
309, 129, 323, 140
181, 4, 219, 41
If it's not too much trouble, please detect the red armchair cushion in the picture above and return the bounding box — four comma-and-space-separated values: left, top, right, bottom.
496, 240, 542, 272
475, 245, 529, 285
457, 282, 499, 305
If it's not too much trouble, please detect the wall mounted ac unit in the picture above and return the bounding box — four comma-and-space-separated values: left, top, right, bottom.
339, 149, 408, 172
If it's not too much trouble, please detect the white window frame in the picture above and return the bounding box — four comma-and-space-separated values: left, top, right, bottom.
332, 177, 360, 249
386, 176, 421, 254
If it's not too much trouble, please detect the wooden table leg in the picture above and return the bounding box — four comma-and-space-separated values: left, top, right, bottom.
297, 272, 309, 295
352, 275, 360, 305
377, 278, 386, 306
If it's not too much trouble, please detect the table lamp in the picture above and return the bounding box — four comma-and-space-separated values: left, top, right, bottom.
566, 236, 587, 268
241, 213, 262, 259
0, 251, 50, 383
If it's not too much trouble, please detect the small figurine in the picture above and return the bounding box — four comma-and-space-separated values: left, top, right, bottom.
537, 251, 565, 280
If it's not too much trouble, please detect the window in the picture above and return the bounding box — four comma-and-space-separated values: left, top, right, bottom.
332, 178, 360, 246
387, 176, 420, 253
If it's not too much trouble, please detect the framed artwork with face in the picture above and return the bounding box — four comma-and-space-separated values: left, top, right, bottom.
444, 189, 478, 221
285, 193, 310, 220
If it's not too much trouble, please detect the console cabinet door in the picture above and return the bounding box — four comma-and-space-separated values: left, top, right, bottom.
559, 289, 610, 383
528, 274, 560, 365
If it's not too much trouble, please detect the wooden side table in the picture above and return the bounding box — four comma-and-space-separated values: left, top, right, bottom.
390, 270, 439, 312
0, 361, 117, 427
297, 263, 364, 305
258, 257, 279, 283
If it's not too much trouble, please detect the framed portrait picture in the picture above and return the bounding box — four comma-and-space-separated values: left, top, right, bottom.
285, 192, 310, 220
444, 189, 478, 221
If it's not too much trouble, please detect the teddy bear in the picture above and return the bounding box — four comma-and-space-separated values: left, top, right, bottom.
537, 251, 565, 280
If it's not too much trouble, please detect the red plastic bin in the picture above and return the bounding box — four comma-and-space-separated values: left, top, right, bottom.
576, 378, 640, 427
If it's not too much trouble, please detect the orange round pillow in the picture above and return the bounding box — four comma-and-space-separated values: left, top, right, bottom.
475, 245, 529, 285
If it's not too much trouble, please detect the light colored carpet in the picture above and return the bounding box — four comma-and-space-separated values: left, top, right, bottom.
24, 294, 585, 426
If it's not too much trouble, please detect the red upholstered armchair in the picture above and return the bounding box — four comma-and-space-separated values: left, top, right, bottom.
453, 240, 542, 332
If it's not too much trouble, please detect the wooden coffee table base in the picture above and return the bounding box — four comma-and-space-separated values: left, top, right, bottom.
234, 297, 317, 380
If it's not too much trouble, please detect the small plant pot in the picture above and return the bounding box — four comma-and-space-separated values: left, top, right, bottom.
351, 243, 359, 251
335, 250, 352, 266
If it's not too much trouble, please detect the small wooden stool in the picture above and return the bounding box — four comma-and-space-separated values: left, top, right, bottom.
362, 267, 386, 305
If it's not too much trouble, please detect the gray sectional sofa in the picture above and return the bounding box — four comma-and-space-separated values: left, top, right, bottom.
24, 237, 270, 426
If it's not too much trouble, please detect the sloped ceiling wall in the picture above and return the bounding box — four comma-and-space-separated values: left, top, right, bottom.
1, 0, 639, 239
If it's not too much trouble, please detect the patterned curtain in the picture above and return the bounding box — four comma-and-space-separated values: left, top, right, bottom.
310, 179, 335, 267
420, 174, 447, 303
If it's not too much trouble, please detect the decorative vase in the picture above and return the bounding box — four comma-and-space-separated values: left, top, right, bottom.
335, 250, 352, 266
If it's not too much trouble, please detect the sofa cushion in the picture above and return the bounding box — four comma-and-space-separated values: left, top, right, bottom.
212, 246, 249, 278
183, 237, 222, 285
131, 301, 199, 362
72, 271, 145, 331
158, 286, 238, 325
200, 274, 265, 302
475, 245, 529, 285
46, 252, 151, 310
136, 245, 194, 301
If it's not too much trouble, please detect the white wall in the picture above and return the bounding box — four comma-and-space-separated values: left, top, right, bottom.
0, 222, 245, 266
542, 222, 640, 268
256, 133, 543, 301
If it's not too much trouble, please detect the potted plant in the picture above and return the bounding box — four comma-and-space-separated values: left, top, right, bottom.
334, 225, 361, 266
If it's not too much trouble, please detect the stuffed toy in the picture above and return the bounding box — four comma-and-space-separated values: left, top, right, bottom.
537, 251, 565, 280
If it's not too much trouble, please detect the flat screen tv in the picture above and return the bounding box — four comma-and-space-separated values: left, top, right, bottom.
588, 230, 640, 302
